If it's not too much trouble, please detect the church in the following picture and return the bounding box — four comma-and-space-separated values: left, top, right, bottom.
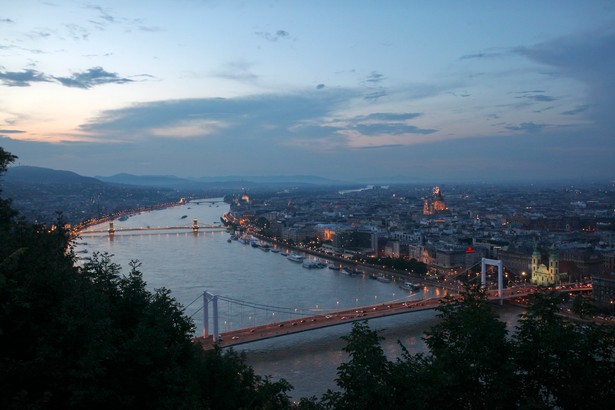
531, 245, 567, 286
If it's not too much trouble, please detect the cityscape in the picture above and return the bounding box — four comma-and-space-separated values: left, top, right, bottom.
6, 165, 614, 314
222, 183, 615, 312
2, 1, 615, 407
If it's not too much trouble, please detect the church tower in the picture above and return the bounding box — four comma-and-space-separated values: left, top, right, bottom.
531, 245, 540, 273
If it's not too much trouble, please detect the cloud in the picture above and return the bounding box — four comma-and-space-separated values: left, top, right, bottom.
504, 122, 547, 133
316, 83, 325, 89
255, 30, 290, 42
360, 71, 388, 100
86, 4, 115, 24
0, 129, 26, 134
0, 69, 52, 87
517, 29, 615, 126
528, 94, 556, 102
459, 51, 505, 60
0, 18, 14, 23
0, 66, 138, 89
25, 30, 52, 40
347, 112, 436, 136
561, 104, 590, 116
138, 25, 163, 32
52, 67, 133, 88
515, 93, 556, 102
364, 90, 387, 101
64, 23, 90, 40
212, 61, 258, 83
78, 91, 354, 143
356, 123, 436, 135
75, 90, 439, 153
363, 71, 385, 85
354, 113, 421, 122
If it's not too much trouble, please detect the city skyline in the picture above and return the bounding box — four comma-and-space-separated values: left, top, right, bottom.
1, 1, 614, 182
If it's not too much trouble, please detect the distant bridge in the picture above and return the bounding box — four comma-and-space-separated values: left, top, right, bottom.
78, 218, 227, 235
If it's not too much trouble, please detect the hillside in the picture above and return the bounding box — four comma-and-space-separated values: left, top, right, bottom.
1, 166, 180, 225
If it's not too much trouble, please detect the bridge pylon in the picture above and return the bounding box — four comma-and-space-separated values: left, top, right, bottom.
202, 291, 219, 342
192, 218, 199, 232
481, 258, 503, 304
108, 222, 115, 236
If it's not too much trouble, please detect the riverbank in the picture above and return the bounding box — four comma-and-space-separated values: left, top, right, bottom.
249, 232, 448, 290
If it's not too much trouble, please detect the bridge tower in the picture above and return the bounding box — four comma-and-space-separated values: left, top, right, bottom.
108, 221, 115, 236
202, 291, 220, 342
192, 218, 199, 232
481, 258, 504, 303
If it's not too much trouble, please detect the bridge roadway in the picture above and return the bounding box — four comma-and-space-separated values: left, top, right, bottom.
195, 296, 443, 350
78, 225, 227, 234
195, 285, 592, 350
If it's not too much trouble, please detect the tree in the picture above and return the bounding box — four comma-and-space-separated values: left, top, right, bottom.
0, 146, 294, 409
513, 291, 615, 409
323, 321, 394, 410
419, 285, 518, 409
318, 286, 614, 409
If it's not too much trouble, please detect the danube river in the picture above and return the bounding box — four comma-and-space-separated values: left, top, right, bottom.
76, 199, 522, 399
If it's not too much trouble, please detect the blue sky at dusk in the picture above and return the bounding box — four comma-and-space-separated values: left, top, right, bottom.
1, 1, 614, 182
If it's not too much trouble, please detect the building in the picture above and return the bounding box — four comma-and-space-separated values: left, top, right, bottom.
423, 186, 446, 215
592, 272, 615, 308
498, 247, 532, 278
531, 245, 567, 286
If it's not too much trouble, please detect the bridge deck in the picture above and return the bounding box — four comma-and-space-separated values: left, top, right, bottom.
195, 286, 591, 350
195, 297, 443, 349
79, 225, 227, 234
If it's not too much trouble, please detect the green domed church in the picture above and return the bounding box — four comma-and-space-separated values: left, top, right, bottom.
531, 245, 568, 286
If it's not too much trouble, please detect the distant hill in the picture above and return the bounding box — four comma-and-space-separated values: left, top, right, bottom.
95, 173, 348, 190
0, 166, 179, 225
95, 173, 198, 188
192, 174, 344, 185
4, 165, 105, 186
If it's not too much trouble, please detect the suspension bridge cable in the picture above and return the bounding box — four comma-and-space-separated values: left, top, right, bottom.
189, 304, 204, 319
216, 296, 316, 316
182, 294, 203, 311
216, 295, 318, 315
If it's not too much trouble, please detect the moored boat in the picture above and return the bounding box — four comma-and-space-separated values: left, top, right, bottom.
302, 260, 320, 269
400, 282, 421, 291
287, 253, 304, 263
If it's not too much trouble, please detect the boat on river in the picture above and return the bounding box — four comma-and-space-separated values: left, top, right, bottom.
302, 260, 320, 269
400, 282, 421, 291
288, 253, 304, 263
376, 275, 391, 283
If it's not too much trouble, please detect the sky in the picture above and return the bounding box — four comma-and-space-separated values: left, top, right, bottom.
1, 1, 614, 183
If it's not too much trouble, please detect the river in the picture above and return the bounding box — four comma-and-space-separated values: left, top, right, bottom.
76, 198, 523, 399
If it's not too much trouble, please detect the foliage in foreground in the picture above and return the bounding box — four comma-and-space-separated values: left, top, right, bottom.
301, 286, 615, 410
1, 147, 292, 409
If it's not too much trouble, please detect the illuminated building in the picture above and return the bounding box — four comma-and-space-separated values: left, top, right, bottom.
432, 186, 446, 211
423, 186, 447, 215
531, 245, 567, 286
